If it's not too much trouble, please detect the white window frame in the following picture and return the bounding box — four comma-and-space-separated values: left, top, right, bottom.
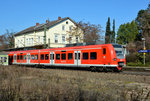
69, 35, 72, 43
76, 36, 79, 43
17, 40, 19, 47
62, 25, 65, 31
69, 26, 72, 31
31, 38, 33, 45
38, 36, 40, 44
62, 35, 66, 44
55, 34, 58, 43
26, 39, 28, 46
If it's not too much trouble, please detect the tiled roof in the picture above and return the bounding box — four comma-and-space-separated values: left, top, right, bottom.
14, 17, 75, 36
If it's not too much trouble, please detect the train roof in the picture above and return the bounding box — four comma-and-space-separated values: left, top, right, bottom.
9, 44, 113, 54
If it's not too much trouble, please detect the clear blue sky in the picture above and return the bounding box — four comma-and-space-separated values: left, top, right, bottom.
0, 0, 149, 36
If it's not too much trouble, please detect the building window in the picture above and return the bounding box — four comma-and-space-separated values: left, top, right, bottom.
69, 26, 72, 31
56, 54, 60, 60
62, 25, 65, 31
29, 38, 32, 45
69, 35, 72, 43
55, 34, 58, 43
31, 38, 33, 45
66, 21, 68, 24
90, 52, 97, 60
68, 53, 73, 60
62, 35, 65, 43
43, 36, 45, 44
26, 39, 28, 45
20, 40, 23, 47
76, 36, 79, 43
61, 53, 66, 60
38, 36, 40, 44
17, 40, 19, 47
83, 52, 89, 60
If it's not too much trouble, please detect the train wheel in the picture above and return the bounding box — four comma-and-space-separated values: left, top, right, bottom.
90, 66, 96, 72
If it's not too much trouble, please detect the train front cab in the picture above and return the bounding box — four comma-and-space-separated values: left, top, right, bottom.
112, 44, 126, 71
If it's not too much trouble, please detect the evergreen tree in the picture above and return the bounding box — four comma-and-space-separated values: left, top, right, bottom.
105, 17, 111, 44
117, 20, 139, 44
112, 19, 115, 43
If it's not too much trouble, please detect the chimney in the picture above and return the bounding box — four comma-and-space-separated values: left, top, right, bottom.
46, 20, 49, 23
36, 23, 39, 26
58, 16, 61, 20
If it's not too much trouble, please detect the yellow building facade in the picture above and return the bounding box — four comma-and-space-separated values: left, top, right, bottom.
14, 17, 83, 48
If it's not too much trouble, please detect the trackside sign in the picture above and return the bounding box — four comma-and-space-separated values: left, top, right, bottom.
138, 50, 150, 53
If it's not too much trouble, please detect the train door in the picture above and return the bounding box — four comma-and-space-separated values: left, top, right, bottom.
27, 53, 30, 64
14, 54, 17, 64
102, 47, 108, 65
9, 55, 13, 65
50, 52, 55, 65
74, 51, 81, 66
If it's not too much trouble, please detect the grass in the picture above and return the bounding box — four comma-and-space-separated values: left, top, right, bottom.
0, 65, 150, 101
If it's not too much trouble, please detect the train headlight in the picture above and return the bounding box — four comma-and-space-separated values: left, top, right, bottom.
113, 58, 117, 61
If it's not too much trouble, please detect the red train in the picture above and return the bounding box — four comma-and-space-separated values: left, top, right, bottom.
8, 44, 126, 72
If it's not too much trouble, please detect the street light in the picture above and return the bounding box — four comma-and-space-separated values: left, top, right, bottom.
142, 38, 146, 65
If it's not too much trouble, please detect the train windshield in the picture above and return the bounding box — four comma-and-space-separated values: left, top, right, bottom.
113, 44, 125, 59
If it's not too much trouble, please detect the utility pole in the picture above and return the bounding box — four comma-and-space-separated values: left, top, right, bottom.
142, 38, 146, 65
44, 24, 47, 49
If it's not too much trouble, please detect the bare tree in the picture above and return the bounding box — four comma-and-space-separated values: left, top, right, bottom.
67, 21, 103, 44
0, 30, 15, 49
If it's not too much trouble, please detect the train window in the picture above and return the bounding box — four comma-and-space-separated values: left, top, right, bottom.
61, 53, 66, 60
4, 57, 7, 62
45, 54, 49, 60
31, 55, 34, 60
83, 52, 89, 60
20, 55, 23, 60
50, 54, 54, 60
56, 54, 60, 60
41, 54, 44, 60
78, 53, 80, 59
90, 52, 97, 59
68, 53, 73, 60
24, 55, 26, 60
75, 53, 77, 59
103, 48, 106, 54
35, 55, 38, 60
17, 55, 20, 60
14, 55, 16, 60
1, 57, 3, 62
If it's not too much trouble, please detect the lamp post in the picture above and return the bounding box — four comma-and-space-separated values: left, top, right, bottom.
142, 38, 146, 65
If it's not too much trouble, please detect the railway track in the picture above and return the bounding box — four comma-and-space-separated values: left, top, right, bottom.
121, 71, 150, 76
41, 66, 150, 76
